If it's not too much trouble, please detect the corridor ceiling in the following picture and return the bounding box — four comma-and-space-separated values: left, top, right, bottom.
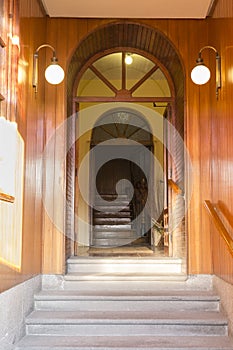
41, 0, 215, 19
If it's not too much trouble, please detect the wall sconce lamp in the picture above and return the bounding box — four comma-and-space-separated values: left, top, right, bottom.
191, 46, 221, 98
32, 44, 65, 93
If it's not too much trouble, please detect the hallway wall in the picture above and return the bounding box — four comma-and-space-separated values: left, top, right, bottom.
0, 2, 46, 292
208, 18, 233, 284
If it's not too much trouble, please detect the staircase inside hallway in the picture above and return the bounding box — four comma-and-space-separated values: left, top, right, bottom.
92, 193, 139, 247
15, 258, 233, 350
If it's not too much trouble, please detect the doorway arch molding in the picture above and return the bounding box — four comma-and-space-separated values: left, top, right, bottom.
67, 21, 185, 116
66, 20, 186, 260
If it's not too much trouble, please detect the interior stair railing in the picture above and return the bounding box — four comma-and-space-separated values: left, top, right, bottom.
204, 200, 233, 257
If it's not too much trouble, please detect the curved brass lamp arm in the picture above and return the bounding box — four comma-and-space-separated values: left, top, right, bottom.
199, 45, 219, 57
32, 44, 59, 93
193, 45, 221, 99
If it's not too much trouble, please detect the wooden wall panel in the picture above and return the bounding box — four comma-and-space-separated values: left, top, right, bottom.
170, 19, 212, 274
207, 18, 233, 284
19, 17, 47, 280
18, 18, 46, 275
212, 0, 233, 18
19, 0, 45, 17
0, 0, 46, 291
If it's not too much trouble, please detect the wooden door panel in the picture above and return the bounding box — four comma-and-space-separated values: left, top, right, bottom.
96, 159, 131, 195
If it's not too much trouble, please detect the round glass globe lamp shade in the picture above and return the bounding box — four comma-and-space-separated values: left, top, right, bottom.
125, 55, 133, 65
191, 64, 211, 85
45, 64, 65, 85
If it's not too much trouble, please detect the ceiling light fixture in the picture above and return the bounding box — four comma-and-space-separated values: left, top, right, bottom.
191, 46, 221, 98
32, 44, 65, 93
125, 54, 133, 65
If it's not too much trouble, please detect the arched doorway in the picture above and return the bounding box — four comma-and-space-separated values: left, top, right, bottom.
90, 109, 154, 248
66, 22, 185, 265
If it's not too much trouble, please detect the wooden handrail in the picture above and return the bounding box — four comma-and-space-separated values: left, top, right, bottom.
204, 200, 233, 257
168, 179, 182, 195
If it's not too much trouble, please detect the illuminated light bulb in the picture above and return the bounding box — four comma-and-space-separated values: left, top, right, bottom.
11, 35, 20, 46
18, 66, 26, 84
45, 63, 65, 85
191, 64, 211, 85
125, 54, 133, 65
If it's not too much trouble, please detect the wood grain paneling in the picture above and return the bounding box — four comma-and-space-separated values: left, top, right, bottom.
212, 0, 233, 18
0, 0, 47, 291
207, 18, 233, 284
19, 0, 45, 18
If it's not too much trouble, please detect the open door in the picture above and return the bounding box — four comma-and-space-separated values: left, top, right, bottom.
163, 106, 171, 253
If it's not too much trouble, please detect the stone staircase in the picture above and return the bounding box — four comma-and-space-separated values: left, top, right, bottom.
64, 256, 185, 283
92, 194, 138, 247
15, 258, 233, 350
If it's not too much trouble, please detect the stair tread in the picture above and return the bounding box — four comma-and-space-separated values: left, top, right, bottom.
26, 310, 227, 324
67, 257, 182, 263
94, 211, 131, 216
94, 206, 131, 210
94, 218, 131, 222
93, 226, 132, 230
93, 233, 137, 239
16, 335, 233, 349
94, 201, 130, 204
65, 272, 185, 277
64, 272, 187, 282
35, 290, 219, 300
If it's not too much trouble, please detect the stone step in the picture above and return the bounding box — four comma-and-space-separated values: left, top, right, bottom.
42, 275, 214, 292
93, 217, 132, 225
94, 200, 130, 207
15, 334, 233, 350
65, 274, 190, 289
34, 290, 220, 312
94, 224, 132, 230
67, 257, 183, 274
16, 275, 233, 349
93, 230, 137, 239
64, 273, 188, 285
94, 211, 131, 218
25, 310, 228, 336
92, 238, 136, 247
95, 205, 131, 212
16, 334, 233, 350
97, 194, 129, 200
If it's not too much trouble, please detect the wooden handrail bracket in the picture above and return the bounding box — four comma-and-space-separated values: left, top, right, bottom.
168, 179, 183, 195
0, 192, 15, 203
204, 200, 233, 257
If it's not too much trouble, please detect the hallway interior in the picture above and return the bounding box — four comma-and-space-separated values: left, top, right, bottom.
1, 1, 233, 349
